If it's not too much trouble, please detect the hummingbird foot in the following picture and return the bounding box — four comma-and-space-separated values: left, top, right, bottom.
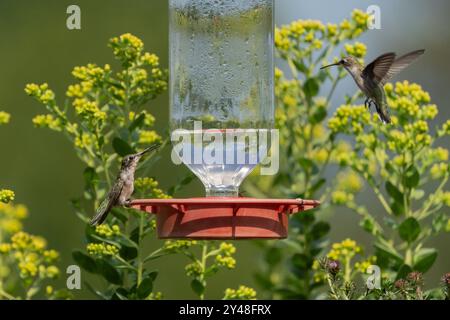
124, 199, 133, 207
364, 97, 374, 111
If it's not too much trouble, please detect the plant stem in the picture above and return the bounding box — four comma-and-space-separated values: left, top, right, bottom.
417, 175, 448, 219
136, 212, 145, 286
0, 287, 15, 300
199, 243, 208, 300
405, 246, 413, 266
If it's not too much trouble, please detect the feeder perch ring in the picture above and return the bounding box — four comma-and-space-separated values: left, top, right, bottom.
131, 197, 320, 240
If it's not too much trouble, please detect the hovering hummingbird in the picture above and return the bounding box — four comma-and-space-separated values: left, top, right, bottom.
321, 49, 425, 124
90, 143, 160, 226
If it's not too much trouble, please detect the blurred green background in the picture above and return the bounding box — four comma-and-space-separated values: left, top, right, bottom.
0, 0, 448, 299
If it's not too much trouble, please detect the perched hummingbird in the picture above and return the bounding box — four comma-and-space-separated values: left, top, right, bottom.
321, 49, 425, 124
90, 143, 160, 226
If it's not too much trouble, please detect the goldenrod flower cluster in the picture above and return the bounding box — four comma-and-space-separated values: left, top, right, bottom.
32, 114, 62, 131
0, 111, 10, 125
86, 242, 119, 257
215, 242, 237, 269
331, 190, 354, 205
95, 224, 120, 238
26, 33, 167, 169
0, 231, 60, 280
327, 238, 362, 261
25, 83, 56, 105
109, 33, 144, 65
73, 98, 106, 124
129, 111, 155, 127
148, 291, 163, 300
71, 63, 110, 84
0, 202, 27, 234
134, 177, 171, 199
336, 171, 363, 193
328, 104, 371, 134
74, 132, 94, 150
344, 42, 367, 58
275, 9, 369, 56
0, 189, 15, 204
215, 255, 236, 269
138, 130, 161, 145
438, 119, 450, 137
354, 256, 376, 273
185, 262, 202, 277
223, 286, 257, 300
219, 242, 236, 256
430, 163, 448, 180
163, 240, 197, 251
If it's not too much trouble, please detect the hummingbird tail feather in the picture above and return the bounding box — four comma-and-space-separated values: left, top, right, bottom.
89, 209, 109, 226
90, 196, 116, 226
374, 102, 391, 124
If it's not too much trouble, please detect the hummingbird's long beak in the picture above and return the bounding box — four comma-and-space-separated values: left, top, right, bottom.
320, 62, 341, 69
136, 143, 161, 157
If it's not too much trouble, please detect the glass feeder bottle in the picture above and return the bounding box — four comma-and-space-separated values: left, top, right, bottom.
169, 0, 274, 197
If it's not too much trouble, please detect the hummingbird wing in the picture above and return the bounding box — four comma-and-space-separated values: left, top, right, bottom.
89, 179, 124, 226
362, 52, 397, 84
380, 49, 425, 85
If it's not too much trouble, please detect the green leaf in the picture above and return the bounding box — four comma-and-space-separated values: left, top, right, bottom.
298, 158, 319, 175
292, 59, 307, 73
291, 253, 310, 270
146, 271, 158, 282
113, 288, 129, 300
390, 201, 405, 216
116, 236, 139, 249
110, 207, 129, 224
310, 221, 330, 240
83, 167, 99, 187
411, 189, 425, 200
432, 212, 448, 234
396, 264, 413, 280
72, 250, 97, 274
398, 217, 421, 243
84, 281, 109, 299
310, 106, 327, 124
385, 181, 403, 204
264, 247, 282, 266
97, 259, 123, 285
385, 162, 396, 174
112, 137, 134, 156
190, 279, 205, 297
360, 216, 379, 235
253, 272, 273, 290
374, 238, 403, 263
137, 277, 154, 299
310, 178, 326, 195
129, 113, 146, 132
414, 248, 437, 273
119, 245, 138, 260
405, 165, 420, 188
303, 78, 319, 97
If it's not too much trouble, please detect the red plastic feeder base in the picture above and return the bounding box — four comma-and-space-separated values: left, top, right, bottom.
131, 197, 320, 239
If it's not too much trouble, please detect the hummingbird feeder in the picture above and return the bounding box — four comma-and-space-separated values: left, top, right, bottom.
131, 0, 320, 239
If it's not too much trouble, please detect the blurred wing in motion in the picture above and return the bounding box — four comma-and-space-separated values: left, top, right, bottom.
362, 52, 396, 83
380, 49, 425, 85
89, 180, 124, 226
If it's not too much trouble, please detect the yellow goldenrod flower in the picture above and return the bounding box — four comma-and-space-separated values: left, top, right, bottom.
224, 285, 257, 300
0, 111, 11, 125
0, 189, 15, 203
